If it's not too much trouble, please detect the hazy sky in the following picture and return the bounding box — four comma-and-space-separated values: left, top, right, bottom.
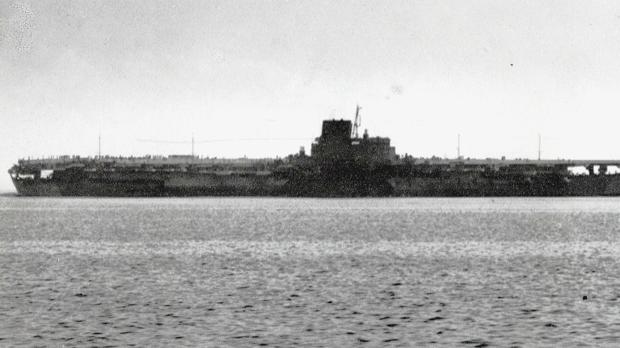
2, 0, 620, 191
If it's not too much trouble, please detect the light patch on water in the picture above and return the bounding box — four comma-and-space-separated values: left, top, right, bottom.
3, 196, 620, 214
1, 240, 619, 258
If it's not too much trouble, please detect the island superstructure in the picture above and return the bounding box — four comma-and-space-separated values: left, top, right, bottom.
9, 108, 620, 196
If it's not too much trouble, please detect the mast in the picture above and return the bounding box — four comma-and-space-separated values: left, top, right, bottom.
98, 132, 101, 158
457, 134, 461, 159
192, 134, 195, 158
352, 105, 362, 138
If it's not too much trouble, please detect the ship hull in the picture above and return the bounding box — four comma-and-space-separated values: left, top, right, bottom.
388, 175, 620, 196
12, 172, 288, 197
11, 171, 620, 197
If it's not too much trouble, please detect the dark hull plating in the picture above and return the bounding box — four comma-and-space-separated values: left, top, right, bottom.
11, 170, 620, 197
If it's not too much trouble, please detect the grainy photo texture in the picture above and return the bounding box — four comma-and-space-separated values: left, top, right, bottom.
1, 1, 620, 346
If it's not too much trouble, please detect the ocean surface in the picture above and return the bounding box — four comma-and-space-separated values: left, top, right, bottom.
1, 196, 620, 347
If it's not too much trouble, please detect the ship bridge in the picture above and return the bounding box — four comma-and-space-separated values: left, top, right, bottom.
310, 119, 397, 164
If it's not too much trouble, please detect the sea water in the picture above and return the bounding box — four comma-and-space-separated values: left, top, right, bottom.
1, 197, 619, 347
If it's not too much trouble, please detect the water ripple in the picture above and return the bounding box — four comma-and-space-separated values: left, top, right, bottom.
1, 240, 619, 258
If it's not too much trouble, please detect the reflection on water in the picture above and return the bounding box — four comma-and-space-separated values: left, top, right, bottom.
1, 197, 620, 346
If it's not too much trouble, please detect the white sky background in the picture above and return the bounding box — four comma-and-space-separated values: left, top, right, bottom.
2, 0, 620, 192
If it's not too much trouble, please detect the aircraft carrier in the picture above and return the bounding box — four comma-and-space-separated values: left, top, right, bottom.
9, 108, 620, 196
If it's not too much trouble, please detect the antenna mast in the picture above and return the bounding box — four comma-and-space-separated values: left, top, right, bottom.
352, 105, 362, 138
457, 134, 461, 159
191, 134, 195, 158
98, 132, 101, 158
